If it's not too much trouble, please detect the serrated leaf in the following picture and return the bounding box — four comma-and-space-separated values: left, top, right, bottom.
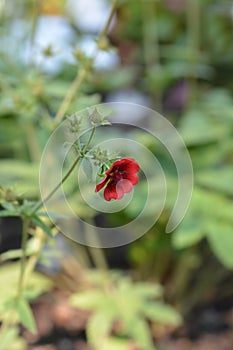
144, 302, 182, 326
16, 298, 36, 333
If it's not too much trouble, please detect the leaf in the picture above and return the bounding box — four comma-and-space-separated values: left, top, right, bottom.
144, 302, 182, 326
0, 327, 18, 350
86, 311, 114, 349
31, 216, 53, 237
0, 210, 18, 217
196, 166, 233, 196
128, 318, 154, 350
134, 283, 163, 300
179, 110, 229, 146
172, 216, 205, 248
0, 160, 39, 198
16, 298, 36, 333
70, 291, 106, 310
101, 338, 131, 350
0, 263, 52, 316
207, 222, 233, 269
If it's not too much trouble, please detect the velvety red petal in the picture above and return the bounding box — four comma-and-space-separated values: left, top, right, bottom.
119, 158, 140, 173
95, 176, 109, 192
123, 173, 139, 185
105, 158, 140, 175
117, 179, 133, 193
104, 182, 120, 201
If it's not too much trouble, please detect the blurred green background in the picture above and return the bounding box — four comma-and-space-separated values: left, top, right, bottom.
0, 0, 233, 349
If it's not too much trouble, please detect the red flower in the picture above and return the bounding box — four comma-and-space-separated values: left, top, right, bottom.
95, 158, 140, 201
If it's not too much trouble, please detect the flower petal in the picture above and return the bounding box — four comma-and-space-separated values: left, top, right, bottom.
121, 158, 140, 173
95, 176, 109, 192
104, 182, 119, 201
123, 173, 139, 185
105, 158, 140, 175
117, 179, 133, 194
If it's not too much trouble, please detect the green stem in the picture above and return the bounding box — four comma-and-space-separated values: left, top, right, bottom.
22, 229, 46, 289
31, 154, 81, 215
54, 0, 118, 124
99, 0, 118, 38
17, 217, 29, 298
54, 68, 88, 124
31, 127, 96, 216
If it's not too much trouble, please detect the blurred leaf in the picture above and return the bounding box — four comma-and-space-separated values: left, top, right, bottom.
144, 302, 182, 326
133, 283, 163, 299
31, 216, 53, 237
179, 110, 229, 145
129, 318, 154, 350
207, 222, 233, 269
101, 338, 131, 350
15, 298, 36, 333
0, 327, 19, 350
86, 311, 115, 349
172, 216, 205, 248
196, 166, 233, 196
0, 263, 52, 316
70, 290, 106, 310
0, 160, 39, 198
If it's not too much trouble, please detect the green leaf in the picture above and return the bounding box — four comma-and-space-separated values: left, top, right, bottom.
0, 210, 18, 217
196, 166, 233, 196
31, 216, 53, 237
129, 318, 154, 350
86, 311, 114, 348
207, 222, 233, 269
101, 338, 131, 350
0, 263, 52, 316
179, 110, 229, 146
0, 327, 18, 350
0, 160, 39, 198
16, 298, 36, 333
134, 283, 163, 300
172, 216, 205, 248
70, 291, 106, 310
144, 302, 182, 326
